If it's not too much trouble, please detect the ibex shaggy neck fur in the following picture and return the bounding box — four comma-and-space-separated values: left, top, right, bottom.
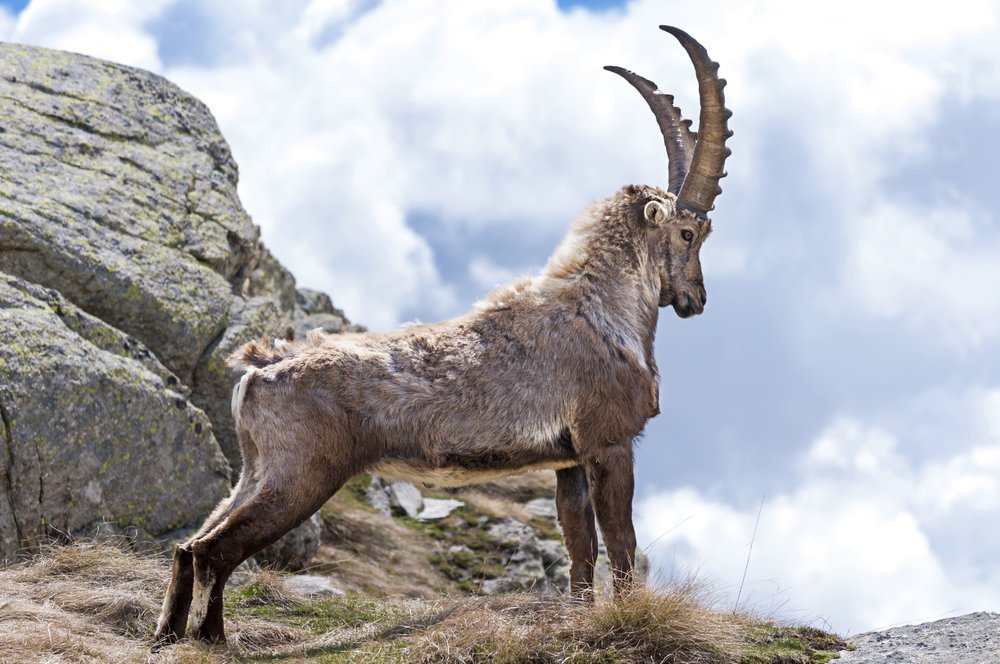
155, 25, 731, 645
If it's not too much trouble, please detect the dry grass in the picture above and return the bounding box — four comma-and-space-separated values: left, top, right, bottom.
0, 472, 845, 663
0, 540, 169, 662
384, 582, 743, 664
0, 540, 772, 663
455, 490, 534, 524
313, 496, 446, 597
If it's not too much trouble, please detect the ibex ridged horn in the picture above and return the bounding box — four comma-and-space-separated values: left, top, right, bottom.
606, 25, 732, 216
602, 65, 696, 196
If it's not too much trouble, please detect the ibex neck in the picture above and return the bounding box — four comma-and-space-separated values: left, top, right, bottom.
544, 211, 660, 373
581, 253, 660, 374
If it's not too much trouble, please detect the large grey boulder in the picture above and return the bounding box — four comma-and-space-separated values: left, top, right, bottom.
0, 274, 230, 561
0, 43, 355, 568
839, 612, 1000, 663
0, 43, 354, 470
0, 43, 254, 385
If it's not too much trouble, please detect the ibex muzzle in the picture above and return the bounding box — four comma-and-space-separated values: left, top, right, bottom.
154, 25, 732, 646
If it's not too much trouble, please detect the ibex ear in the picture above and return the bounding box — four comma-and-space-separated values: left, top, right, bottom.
644, 200, 674, 227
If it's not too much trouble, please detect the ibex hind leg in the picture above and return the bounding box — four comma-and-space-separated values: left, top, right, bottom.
152, 475, 260, 644
186, 458, 347, 644
153, 427, 262, 645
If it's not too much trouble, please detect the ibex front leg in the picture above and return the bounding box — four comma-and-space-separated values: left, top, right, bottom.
583, 441, 637, 596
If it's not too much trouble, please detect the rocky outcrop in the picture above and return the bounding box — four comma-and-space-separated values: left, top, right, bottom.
839, 612, 1000, 663
0, 274, 230, 559
350, 474, 647, 597
0, 43, 352, 562
480, 518, 569, 593
366, 476, 466, 521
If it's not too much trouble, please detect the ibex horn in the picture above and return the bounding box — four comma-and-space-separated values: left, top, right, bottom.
606, 26, 732, 217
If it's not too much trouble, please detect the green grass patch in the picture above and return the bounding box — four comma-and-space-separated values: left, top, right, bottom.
321, 475, 375, 518
742, 623, 848, 663
227, 587, 403, 637
529, 515, 563, 542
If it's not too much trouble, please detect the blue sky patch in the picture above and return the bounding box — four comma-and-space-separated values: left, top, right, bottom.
0, 0, 28, 14
557, 0, 628, 12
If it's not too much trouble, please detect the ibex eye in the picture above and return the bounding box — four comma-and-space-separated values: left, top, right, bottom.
681, 230, 694, 242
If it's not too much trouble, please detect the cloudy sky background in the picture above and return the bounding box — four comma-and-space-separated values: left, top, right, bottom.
3, 0, 999, 635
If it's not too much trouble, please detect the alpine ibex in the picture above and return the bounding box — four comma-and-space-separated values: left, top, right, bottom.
155, 25, 731, 644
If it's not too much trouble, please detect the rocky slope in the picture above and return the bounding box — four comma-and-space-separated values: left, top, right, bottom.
313, 471, 649, 598
0, 42, 350, 561
838, 612, 1000, 663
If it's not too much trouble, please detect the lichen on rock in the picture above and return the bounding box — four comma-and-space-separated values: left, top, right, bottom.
0, 42, 354, 567
0, 274, 230, 562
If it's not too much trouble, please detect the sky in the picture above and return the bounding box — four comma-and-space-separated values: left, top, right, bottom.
2, 0, 999, 636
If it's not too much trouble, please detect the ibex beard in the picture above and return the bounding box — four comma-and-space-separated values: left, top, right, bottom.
154, 24, 731, 645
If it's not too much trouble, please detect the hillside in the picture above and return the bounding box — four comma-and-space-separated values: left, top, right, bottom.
0, 471, 847, 663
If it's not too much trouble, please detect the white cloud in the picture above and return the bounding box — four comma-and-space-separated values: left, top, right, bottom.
468, 256, 524, 293
154, 0, 701, 326
636, 391, 1000, 634
0, 8, 14, 39
844, 202, 1000, 347
10, 0, 168, 71
9, 0, 997, 331
5, 0, 1000, 332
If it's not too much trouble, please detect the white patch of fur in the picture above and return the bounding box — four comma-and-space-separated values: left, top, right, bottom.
527, 419, 567, 447
187, 567, 215, 635
594, 250, 661, 373
373, 458, 579, 488
594, 308, 647, 371
155, 587, 174, 635
230, 369, 255, 428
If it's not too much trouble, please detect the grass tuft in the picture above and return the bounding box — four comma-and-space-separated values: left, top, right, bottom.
386, 583, 743, 663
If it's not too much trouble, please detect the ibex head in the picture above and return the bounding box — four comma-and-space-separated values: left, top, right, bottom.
608, 26, 732, 319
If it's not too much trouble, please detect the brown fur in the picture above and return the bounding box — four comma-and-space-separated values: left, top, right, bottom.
153, 185, 712, 644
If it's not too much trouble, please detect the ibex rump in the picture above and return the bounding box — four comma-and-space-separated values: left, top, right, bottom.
155, 25, 731, 645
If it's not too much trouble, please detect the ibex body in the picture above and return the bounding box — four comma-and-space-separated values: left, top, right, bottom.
155, 25, 731, 645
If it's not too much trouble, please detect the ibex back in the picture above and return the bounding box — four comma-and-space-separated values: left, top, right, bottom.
155, 24, 732, 645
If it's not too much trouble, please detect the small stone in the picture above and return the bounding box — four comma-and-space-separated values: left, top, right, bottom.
525, 497, 557, 520
284, 574, 343, 597
417, 498, 464, 520
364, 475, 392, 517
388, 482, 424, 518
